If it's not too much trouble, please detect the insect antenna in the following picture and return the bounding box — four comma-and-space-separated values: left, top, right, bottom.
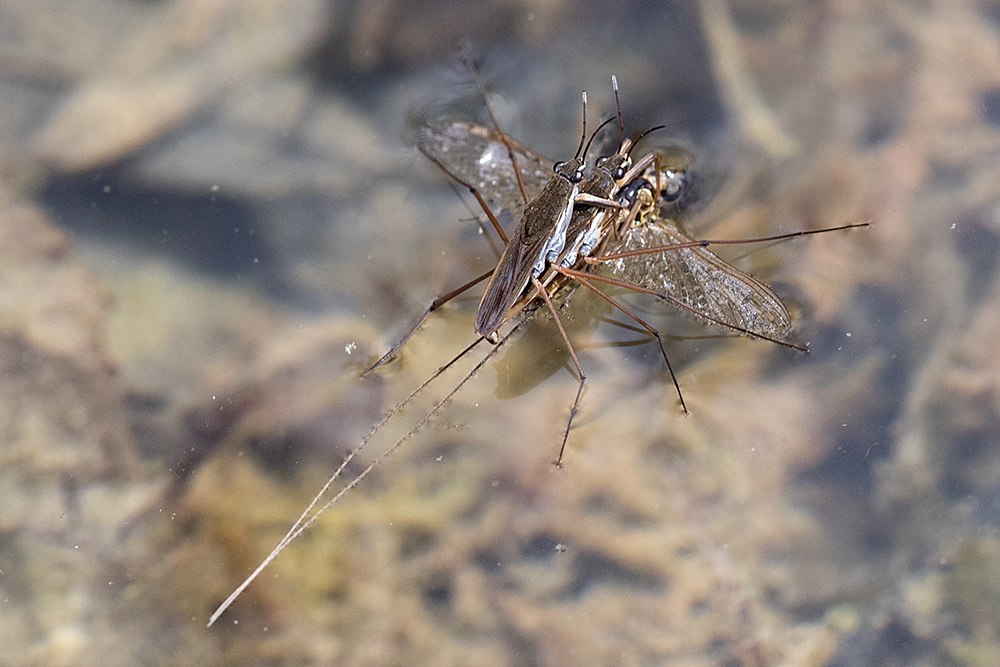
572, 92, 588, 160
582, 115, 620, 162
627, 125, 668, 158
612, 75, 625, 148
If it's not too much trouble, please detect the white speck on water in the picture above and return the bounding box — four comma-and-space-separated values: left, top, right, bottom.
345, 342, 356, 354
846, 332, 852, 337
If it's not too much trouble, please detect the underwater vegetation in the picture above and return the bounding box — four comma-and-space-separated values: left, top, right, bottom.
2, 0, 1000, 665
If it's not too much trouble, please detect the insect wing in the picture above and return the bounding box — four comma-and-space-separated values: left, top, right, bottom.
607, 216, 792, 339
416, 120, 553, 222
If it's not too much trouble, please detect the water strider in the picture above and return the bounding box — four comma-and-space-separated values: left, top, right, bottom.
207, 68, 868, 627
374, 71, 669, 458
413, 75, 677, 462
208, 67, 644, 627
418, 126, 869, 411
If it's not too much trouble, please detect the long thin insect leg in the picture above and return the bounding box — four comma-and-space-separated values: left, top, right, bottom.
418, 147, 510, 244
558, 267, 808, 352
561, 270, 688, 414
363, 269, 494, 375
530, 275, 586, 468
208, 329, 495, 627
589, 222, 872, 263
460, 46, 531, 206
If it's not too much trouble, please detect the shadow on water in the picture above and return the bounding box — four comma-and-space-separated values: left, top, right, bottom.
41, 171, 271, 279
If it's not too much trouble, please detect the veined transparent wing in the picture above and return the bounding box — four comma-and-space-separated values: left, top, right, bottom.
416, 120, 554, 223
606, 213, 792, 340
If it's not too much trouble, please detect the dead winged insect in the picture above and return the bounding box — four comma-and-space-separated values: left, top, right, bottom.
601, 172, 795, 340
564, 161, 871, 409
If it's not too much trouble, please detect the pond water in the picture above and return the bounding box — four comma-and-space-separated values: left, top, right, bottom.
2, 1, 998, 665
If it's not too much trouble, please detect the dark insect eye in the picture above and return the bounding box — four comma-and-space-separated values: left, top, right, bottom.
571, 169, 584, 183
596, 157, 607, 169
553, 161, 564, 173
614, 167, 626, 179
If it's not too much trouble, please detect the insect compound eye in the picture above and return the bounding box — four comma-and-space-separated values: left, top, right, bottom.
571, 168, 584, 183
595, 156, 608, 169
614, 166, 626, 179
552, 161, 565, 174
